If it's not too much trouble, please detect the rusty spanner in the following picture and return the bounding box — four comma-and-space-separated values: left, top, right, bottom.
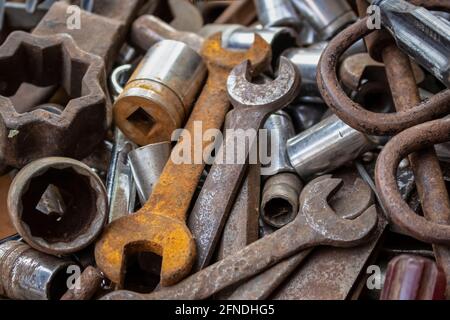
103, 176, 378, 300
376, 118, 450, 245
228, 170, 375, 300
317, 5, 450, 136
188, 56, 300, 272
94, 33, 271, 287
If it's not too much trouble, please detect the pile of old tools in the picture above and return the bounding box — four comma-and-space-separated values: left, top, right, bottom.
0, 0, 449, 301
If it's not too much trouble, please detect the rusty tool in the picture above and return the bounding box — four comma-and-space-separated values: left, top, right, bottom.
188, 57, 300, 272
215, 165, 260, 261
0, 172, 14, 240
381, 34, 450, 301
380, 255, 446, 300
60, 266, 104, 301
34, 1, 140, 72
356, 0, 450, 297
229, 169, 376, 300
0, 1, 142, 168
0, 30, 108, 169
102, 176, 378, 300
95, 33, 271, 288
0, 0, 93, 31
317, 3, 450, 136
8, 157, 108, 255
113, 39, 206, 146
214, 164, 260, 299
375, 118, 450, 245
131, 15, 204, 53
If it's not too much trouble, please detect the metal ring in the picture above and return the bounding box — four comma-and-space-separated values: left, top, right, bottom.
375, 118, 450, 244
317, 15, 450, 136
109, 64, 133, 100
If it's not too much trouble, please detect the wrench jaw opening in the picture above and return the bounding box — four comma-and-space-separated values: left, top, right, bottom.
95, 213, 196, 288
201, 33, 272, 73
226, 57, 301, 112
301, 177, 378, 247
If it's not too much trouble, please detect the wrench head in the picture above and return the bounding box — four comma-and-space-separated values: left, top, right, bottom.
227, 57, 300, 111
300, 176, 378, 247
201, 32, 271, 73
95, 212, 196, 287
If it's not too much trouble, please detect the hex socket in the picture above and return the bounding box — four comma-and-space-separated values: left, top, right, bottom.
261, 173, 303, 228
0, 241, 73, 300
114, 40, 206, 146
287, 114, 381, 180
262, 110, 296, 176
254, 0, 301, 28
7, 157, 108, 255
291, 0, 356, 40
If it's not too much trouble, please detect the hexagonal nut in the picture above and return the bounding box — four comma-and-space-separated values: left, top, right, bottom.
0, 31, 111, 168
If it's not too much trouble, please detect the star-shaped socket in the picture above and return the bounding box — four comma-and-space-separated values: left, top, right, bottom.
0, 31, 110, 168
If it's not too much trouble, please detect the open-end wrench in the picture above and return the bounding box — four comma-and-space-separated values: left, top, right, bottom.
102, 176, 378, 300
228, 170, 376, 300
188, 56, 300, 272
95, 33, 271, 287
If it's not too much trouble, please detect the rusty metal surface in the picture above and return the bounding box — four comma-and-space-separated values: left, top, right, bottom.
215, 164, 260, 261
228, 169, 376, 300
339, 52, 424, 93
214, 164, 260, 299
7, 157, 108, 255
188, 57, 300, 272
102, 176, 378, 300
94, 33, 271, 287
317, 17, 450, 136
131, 15, 204, 53
375, 118, 450, 245
0, 173, 14, 239
382, 41, 450, 299
61, 266, 104, 300
380, 255, 446, 300
272, 214, 386, 300
0, 30, 109, 168
34, 1, 140, 72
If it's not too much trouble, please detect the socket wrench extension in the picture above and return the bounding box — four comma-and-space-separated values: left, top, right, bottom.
374, 0, 450, 87
287, 114, 384, 180
0, 241, 73, 300
292, 0, 356, 40
254, 0, 301, 29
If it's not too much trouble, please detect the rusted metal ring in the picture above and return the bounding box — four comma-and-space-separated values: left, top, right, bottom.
317, 16, 450, 136
8, 157, 108, 255
375, 118, 450, 244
